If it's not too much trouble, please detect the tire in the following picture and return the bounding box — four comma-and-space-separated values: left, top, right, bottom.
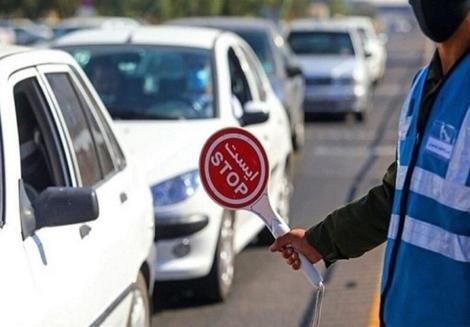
127, 271, 150, 327
197, 211, 235, 302
354, 111, 366, 122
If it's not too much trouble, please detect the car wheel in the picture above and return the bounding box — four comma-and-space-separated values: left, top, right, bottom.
127, 272, 150, 327
198, 211, 235, 302
354, 111, 366, 122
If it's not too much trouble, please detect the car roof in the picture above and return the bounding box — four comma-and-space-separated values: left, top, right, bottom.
332, 16, 376, 30
168, 16, 278, 33
0, 46, 79, 81
288, 19, 355, 33
55, 16, 141, 28
53, 25, 223, 49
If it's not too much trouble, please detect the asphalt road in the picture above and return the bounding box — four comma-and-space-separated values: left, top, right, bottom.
152, 26, 426, 327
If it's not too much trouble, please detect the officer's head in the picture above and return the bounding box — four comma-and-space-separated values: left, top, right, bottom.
409, 0, 470, 43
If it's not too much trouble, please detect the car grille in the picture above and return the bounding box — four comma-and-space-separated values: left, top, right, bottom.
305, 77, 333, 86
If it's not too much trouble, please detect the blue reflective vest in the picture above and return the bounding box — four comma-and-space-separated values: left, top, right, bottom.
381, 52, 470, 326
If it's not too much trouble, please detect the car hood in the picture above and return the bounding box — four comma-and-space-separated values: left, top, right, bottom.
297, 55, 358, 77
114, 120, 229, 185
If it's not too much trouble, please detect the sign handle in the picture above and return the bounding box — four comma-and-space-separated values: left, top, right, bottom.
250, 194, 324, 287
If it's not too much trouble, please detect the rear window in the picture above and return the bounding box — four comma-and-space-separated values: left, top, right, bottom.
288, 31, 355, 56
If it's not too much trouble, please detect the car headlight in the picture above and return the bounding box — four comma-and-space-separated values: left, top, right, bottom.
151, 170, 200, 207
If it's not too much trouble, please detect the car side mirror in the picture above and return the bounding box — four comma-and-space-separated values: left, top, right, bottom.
286, 64, 303, 78
241, 101, 270, 126
33, 187, 99, 230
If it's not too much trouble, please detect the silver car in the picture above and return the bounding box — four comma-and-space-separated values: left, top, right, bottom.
287, 19, 372, 121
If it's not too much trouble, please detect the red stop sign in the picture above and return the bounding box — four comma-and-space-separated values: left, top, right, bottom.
199, 127, 269, 209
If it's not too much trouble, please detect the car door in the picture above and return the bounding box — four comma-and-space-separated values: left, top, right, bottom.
235, 41, 290, 169
0, 67, 46, 326
7, 67, 97, 326
234, 42, 293, 218
37, 64, 147, 326
67, 67, 154, 325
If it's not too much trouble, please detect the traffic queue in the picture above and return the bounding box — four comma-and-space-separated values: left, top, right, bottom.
0, 15, 387, 326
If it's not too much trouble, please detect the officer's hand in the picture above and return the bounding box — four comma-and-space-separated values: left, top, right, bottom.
269, 228, 322, 270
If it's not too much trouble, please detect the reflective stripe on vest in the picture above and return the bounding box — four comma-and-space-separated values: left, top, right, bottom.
388, 214, 470, 263
395, 165, 470, 212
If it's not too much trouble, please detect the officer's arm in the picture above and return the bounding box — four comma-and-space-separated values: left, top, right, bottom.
305, 161, 396, 265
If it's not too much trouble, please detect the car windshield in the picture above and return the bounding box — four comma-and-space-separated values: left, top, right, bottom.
231, 29, 275, 75
288, 31, 355, 56
62, 45, 215, 120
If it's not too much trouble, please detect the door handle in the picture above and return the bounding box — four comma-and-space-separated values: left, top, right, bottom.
79, 224, 92, 239
120, 192, 128, 204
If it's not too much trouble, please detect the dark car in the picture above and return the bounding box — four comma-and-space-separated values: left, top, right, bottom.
168, 17, 306, 150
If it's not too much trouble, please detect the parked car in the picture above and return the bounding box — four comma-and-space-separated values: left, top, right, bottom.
334, 16, 388, 84
53, 25, 293, 301
52, 16, 142, 40
13, 24, 52, 45
0, 19, 52, 45
169, 17, 305, 150
0, 46, 155, 326
287, 19, 372, 121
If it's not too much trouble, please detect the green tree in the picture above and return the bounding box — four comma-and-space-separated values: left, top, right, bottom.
0, 0, 80, 19
328, 0, 347, 16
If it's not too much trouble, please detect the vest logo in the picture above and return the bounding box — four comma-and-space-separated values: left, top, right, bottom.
425, 121, 457, 160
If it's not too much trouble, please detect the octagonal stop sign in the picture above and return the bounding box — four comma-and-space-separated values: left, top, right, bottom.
199, 127, 268, 210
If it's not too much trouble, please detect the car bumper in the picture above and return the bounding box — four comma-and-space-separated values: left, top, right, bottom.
303, 84, 368, 113
152, 191, 223, 281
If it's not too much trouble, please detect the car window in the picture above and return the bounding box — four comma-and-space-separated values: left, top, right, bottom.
46, 73, 102, 187
232, 29, 275, 76
228, 47, 252, 107
68, 71, 116, 177
73, 71, 126, 170
62, 45, 215, 121
14, 77, 68, 201
288, 31, 355, 56
239, 46, 267, 102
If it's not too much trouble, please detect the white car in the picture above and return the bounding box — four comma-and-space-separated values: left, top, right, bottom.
287, 19, 372, 121
53, 25, 293, 301
334, 16, 388, 84
0, 46, 155, 326
52, 16, 142, 40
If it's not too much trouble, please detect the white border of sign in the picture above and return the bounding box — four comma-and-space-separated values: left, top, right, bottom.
203, 132, 267, 207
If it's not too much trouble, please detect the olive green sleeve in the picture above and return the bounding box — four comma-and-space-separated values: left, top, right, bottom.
305, 161, 396, 264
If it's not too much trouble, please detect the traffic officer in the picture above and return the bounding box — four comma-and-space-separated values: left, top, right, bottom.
271, 1, 470, 326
